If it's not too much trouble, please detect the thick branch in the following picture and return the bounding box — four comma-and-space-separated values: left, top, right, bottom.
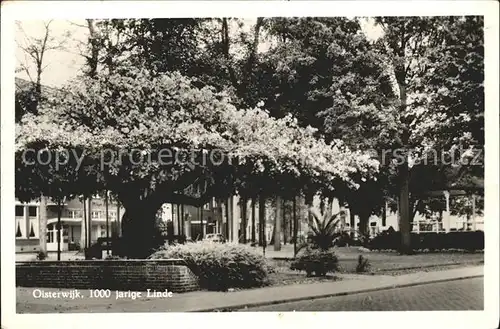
221, 18, 240, 93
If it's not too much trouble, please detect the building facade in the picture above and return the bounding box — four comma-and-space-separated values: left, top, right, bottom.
15, 196, 124, 253
16, 193, 483, 253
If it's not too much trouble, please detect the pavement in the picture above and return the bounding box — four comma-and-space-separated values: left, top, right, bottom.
16, 265, 483, 313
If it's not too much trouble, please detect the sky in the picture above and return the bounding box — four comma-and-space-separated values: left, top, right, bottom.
15, 18, 383, 88
15, 20, 88, 87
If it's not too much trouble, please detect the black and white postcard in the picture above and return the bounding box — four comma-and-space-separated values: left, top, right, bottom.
1, 1, 498, 329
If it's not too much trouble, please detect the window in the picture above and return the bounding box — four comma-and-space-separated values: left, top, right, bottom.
47, 231, 54, 243
109, 211, 116, 218
16, 220, 23, 238
68, 210, 80, 218
15, 206, 24, 217
100, 225, 106, 237
203, 203, 210, 210
28, 206, 37, 217
92, 211, 100, 219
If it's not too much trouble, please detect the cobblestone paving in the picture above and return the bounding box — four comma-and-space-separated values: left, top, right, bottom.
240, 278, 483, 311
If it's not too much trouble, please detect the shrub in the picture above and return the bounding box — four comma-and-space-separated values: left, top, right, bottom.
36, 251, 47, 261
355, 255, 371, 273
149, 241, 274, 291
291, 247, 338, 277
85, 243, 103, 259
306, 208, 342, 250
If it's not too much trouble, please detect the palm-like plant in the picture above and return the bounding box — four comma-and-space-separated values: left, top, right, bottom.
300, 206, 342, 251
292, 206, 341, 276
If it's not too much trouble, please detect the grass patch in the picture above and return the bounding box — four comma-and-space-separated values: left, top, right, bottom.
270, 249, 484, 276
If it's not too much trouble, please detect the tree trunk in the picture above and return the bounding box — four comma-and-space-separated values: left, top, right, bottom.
382, 201, 387, 227
274, 196, 282, 251
116, 203, 121, 237
180, 204, 186, 236
120, 198, 164, 259
224, 199, 230, 241
394, 35, 412, 253
81, 197, 87, 249
320, 197, 326, 216
241, 196, 247, 243
349, 210, 355, 238
305, 194, 314, 228
176, 204, 181, 235
358, 212, 370, 237
200, 205, 204, 240
38, 195, 48, 256
105, 190, 109, 255
56, 202, 63, 261
283, 200, 287, 245
251, 197, 256, 243
293, 197, 298, 257
87, 196, 93, 247
399, 161, 412, 254
258, 195, 266, 246
86, 19, 99, 78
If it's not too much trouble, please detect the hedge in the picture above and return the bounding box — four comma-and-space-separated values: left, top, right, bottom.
368, 231, 484, 251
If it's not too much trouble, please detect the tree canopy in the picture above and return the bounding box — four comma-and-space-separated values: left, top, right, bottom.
15, 16, 484, 256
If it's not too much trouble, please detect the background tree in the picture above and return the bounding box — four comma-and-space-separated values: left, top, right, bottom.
15, 20, 70, 256
372, 16, 484, 253
15, 20, 68, 119
258, 17, 483, 252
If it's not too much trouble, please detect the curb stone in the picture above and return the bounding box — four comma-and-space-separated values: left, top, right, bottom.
193, 274, 483, 312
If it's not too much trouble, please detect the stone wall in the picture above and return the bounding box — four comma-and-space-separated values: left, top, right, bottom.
16, 259, 199, 293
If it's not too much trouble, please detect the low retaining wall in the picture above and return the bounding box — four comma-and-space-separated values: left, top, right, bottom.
16, 259, 199, 293
16, 239, 40, 253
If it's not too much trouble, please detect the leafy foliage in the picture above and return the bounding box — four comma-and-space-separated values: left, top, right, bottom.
302, 207, 342, 251
291, 247, 339, 277
149, 242, 274, 291
356, 255, 371, 273
36, 251, 47, 260
16, 66, 379, 206
368, 230, 484, 252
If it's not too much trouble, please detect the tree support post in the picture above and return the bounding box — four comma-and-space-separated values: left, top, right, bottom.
293, 196, 298, 258
443, 191, 451, 233
471, 194, 476, 231
274, 196, 282, 251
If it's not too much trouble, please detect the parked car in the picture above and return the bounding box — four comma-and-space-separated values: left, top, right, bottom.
204, 233, 226, 243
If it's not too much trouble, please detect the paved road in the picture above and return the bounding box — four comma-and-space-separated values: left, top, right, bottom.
240, 277, 483, 311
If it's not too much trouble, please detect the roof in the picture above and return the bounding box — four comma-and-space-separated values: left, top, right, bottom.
15, 77, 60, 97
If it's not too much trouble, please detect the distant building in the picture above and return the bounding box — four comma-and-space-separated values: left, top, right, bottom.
15, 196, 124, 253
